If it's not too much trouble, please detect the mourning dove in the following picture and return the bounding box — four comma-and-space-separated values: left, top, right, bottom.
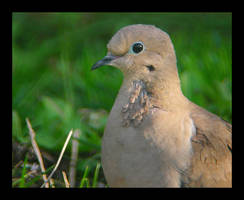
91, 24, 232, 187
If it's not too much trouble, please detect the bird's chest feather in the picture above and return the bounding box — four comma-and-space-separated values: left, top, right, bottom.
102, 80, 195, 187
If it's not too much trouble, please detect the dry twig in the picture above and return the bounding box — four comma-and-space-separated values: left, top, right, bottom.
26, 118, 49, 188
62, 171, 70, 188
41, 129, 73, 188
69, 129, 81, 187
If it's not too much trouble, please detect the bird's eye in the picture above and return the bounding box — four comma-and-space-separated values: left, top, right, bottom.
129, 41, 145, 54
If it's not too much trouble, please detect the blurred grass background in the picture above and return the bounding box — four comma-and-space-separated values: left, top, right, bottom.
12, 12, 232, 187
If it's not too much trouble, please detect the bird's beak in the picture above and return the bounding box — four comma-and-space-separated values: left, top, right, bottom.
91, 55, 118, 70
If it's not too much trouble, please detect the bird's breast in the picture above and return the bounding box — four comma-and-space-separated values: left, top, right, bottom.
102, 104, 195, 187
101, 79, 195, 187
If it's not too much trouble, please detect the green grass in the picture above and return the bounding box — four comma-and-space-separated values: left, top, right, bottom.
12, 12, 232, 187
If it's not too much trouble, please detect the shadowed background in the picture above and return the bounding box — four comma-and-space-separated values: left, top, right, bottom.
12, 12, 232, 187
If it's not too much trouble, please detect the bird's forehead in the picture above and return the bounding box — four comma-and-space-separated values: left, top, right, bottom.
107, 24, 170, 56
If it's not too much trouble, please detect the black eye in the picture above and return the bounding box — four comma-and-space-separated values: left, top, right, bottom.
131, 42, 144, 54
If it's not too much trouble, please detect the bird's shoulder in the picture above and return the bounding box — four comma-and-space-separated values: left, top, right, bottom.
189, 102, 232, 152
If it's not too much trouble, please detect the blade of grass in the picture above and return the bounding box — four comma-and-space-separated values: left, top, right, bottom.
92, 163, 101, 188
80, 166, 89, 188
80, 178, 90, 188
12, 157, 40, 187
19, 156, 28, 188
24, 175, 42, 187
12, 160, 23, 177
12, 178, 22, 187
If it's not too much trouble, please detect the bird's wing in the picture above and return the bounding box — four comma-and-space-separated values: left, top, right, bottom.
181, 102, 232, 187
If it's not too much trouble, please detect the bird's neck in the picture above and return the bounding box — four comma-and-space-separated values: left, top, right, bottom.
121, 71, 186, 112
117, 74, 187, 128
149, 77, 186, 110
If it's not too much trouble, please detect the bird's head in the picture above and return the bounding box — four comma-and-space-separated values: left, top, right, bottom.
91, 24, 180, 90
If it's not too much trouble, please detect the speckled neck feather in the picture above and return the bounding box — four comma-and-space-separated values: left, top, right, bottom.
121, 80, 154, 127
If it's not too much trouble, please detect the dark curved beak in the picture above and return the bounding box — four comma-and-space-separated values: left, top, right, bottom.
91, 55, 118, 70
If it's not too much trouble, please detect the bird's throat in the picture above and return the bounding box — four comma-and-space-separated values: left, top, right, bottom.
121, 80, 157, 127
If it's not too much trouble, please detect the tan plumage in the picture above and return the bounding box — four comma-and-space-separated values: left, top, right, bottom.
183, 103, 232, 187
91, 24, 232, 187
